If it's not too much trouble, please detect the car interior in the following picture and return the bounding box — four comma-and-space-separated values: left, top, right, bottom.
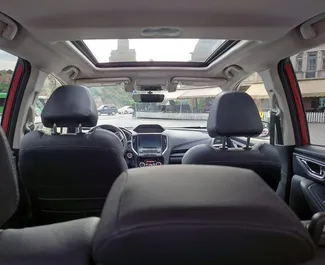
1, 0, 325, 264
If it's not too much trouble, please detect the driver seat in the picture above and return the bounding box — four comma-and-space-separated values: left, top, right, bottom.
19, 85, 127, 225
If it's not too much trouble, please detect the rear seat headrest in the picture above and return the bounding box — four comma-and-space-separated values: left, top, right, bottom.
92, 165, 314, 265
41, 85, 98, 128
0, 127, 19, 227
207, 91, 263, 138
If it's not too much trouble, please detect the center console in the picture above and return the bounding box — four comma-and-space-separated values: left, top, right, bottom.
132, 133, 168, 167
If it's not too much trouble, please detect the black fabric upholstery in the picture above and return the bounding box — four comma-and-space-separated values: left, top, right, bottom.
19, 129, 127, 224
207, 91, 263, 137
182, 142, 281, 190
0, 217, 99, 265
41, 85, 98, 128
92, 165, 314, 265
0, 105, 99, 264
0, 127, 19, 227
184, 91, 281, 190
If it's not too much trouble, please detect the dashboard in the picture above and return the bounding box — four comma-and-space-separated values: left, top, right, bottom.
119, 124, 214, 168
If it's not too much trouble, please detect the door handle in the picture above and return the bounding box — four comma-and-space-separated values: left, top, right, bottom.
298, 156, 325, 180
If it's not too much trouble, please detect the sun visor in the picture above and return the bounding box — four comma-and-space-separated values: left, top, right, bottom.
76, 77, 132, 86
171, 77, 227, 87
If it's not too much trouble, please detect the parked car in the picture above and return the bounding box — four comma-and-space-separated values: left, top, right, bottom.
118, 106, 134, 114
306, 106, 325, 112
97, 104, 118, 115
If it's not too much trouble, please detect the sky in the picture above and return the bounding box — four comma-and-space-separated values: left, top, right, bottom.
84, 39, 224, 63
0, 50, 18, 70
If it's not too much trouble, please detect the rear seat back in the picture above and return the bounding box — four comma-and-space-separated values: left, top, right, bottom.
0, 125, 99, 265
92, 165, 316, 265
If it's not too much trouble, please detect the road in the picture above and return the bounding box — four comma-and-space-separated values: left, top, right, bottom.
308, 123, 325, 145
98, 114, 325, 145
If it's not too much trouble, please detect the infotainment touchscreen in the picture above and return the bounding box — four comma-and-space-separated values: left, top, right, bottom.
138, 134, 162, 148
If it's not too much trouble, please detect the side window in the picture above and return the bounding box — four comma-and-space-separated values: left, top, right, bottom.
291, 44, 325, 145
34, 75, 61, 126
0, 50, 18, 122
240, 72, 271, 141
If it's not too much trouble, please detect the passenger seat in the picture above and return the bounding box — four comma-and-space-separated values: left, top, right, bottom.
182, 91, 281, 190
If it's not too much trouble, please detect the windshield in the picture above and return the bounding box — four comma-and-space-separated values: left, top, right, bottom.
37, 73, 269, 133
86, 85, 224, 129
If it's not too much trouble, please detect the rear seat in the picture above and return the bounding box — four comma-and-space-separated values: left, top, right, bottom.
92, 165, 318, 265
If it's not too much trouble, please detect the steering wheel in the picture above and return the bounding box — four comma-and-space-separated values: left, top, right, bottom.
89, 124, 128, 151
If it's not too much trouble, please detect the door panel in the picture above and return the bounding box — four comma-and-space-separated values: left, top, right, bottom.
291, 146, 325, 219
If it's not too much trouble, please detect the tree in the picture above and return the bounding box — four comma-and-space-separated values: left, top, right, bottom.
40, 75, 60, 97
88, 85, 133, 108
0, 83, 9, 93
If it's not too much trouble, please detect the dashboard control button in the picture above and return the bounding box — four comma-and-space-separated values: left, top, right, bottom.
126, 152, 133, 159
139, 162, 145, 167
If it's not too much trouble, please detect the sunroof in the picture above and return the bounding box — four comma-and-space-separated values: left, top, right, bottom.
81, 39, 226, 64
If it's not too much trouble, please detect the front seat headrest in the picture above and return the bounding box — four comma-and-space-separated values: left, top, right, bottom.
41, 85, 98, 128
207, 91, 263, 138
0, 127, 19, 227
92, 165, 314, 265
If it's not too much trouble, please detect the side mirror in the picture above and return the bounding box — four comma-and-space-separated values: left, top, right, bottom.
259, 121, 270, 137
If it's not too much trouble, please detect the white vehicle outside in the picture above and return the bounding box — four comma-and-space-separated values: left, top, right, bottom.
118, 106, 134, 114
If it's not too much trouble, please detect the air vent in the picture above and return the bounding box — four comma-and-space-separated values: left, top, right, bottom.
131, 135, 138, 153
169, 149, 188, 164
162, 135, 168, 152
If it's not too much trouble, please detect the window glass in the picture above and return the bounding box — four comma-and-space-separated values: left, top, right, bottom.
82, 39, 226, 63
296, 53, 303, 72
37, 72, 270, 143
291, 44, 325, 145
306, 51, 318, 78
239, 72, 271, 142
34, 75, 61, 127
0, 50, 18, 122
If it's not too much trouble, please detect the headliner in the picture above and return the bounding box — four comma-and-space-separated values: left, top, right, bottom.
0, 0, 325, 41
0, 0, 324, 89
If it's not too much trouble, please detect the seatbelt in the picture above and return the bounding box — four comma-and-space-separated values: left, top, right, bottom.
270, 108, 283, 145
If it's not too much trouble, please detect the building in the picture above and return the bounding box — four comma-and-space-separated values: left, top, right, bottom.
109, 39, 136, 62
190, 39, 225, 61
290, 44, 325, 109
292, 44, 325, 80
239, 44, 325, 111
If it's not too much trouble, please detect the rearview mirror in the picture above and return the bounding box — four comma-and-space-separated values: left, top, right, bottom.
132, 93, 165, 103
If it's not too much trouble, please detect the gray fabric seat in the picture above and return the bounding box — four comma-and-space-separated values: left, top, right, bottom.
19, 85, 127, 224
92, 165, 315, 265
182, 91, 281, 190
0, 119, 100, 265
0, 217, 99, 265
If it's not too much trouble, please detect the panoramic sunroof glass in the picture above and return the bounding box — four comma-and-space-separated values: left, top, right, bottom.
82, 39, 226, 63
